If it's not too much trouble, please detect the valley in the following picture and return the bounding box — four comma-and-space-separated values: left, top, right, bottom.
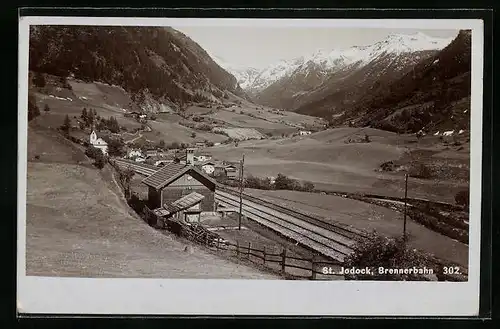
24, 24, 472, 281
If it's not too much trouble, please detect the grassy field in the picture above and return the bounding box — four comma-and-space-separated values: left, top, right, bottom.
244, 189, 469, 267
207, 127, 469, 203
25, 124, 277, 279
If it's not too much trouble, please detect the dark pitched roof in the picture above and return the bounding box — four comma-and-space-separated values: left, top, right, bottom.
142, 163, 216, 190
142, 162, 187, 189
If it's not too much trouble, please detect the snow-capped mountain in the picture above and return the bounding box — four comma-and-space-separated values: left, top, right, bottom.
246, 32, 455, 93
210, 54, 261, 90
221, 31, 456, 113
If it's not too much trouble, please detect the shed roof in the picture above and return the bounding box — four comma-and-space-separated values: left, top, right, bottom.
164, 192, 205, 213
142, 163, 216, 190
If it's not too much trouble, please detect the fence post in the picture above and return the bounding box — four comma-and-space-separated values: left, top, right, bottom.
247, 242, 251, 259
263, 246, 266, 265
311, 255, 316, 280
281, 248, 287, 275
236, 241, 240, 259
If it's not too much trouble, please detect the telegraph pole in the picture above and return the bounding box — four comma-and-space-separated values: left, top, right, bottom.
403, 173, 408, 242
238, 154, 245, 230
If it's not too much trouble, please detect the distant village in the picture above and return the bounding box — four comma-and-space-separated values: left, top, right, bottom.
88, 127, 240, 180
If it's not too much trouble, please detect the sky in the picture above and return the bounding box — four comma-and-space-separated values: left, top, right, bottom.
172, 26, 459, 69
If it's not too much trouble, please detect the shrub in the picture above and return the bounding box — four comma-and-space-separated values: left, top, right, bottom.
85, 145, 102, 159
409, 163, 432, 179
33, 72, 46, 88
43, 104, 50, 113
197, 124, 212, 131
274, 173, 298, 190
94, 154, 106, 169
103, 137, 125, 157
191, 132, 196, 138
301, 181, 315, 192
60, 115, 71, 134
455, 189, 469, 207
343, 234, 435, 281
245, 175, 273, 190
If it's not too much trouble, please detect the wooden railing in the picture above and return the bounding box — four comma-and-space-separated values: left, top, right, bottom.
142, 205, 342, 280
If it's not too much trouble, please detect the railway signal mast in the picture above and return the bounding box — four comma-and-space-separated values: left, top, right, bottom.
238, 154, 245, 230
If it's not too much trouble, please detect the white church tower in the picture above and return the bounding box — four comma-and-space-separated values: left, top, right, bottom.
89, 130, 98, 144
89, 126, 108, 156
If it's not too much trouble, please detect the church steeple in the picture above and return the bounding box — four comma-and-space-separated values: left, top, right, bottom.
90, 127, 97, 144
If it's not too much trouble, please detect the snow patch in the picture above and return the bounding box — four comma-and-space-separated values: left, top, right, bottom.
443, 130, 454, 136
216, 32, 455, 92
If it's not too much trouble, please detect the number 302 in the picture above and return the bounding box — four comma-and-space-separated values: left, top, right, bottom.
443, 266, 460, 275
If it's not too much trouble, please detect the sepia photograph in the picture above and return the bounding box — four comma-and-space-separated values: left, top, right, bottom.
17, 15, 484, 316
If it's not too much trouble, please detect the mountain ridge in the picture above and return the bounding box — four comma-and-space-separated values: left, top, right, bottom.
29, 26, 246, 113
218, 31, 456, 98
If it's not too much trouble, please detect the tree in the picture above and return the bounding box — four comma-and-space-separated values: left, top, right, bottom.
43, 104, 50, 113
191, 132, 197, 138
158, 140, 166, 149
104, 137, 125, 157
85, 145, 102, 159
302, 181, 315, 192
81, 108, 88, 122
409, 163, 432, 179
61, 115, 71, 134
106, 116, 120, 133
119, 167, 135, 199
94, 152, 106, 169
33, 72, 46, 88
343, 234, 435, 281
274, 173, 295, 190
28, 95, 40, 121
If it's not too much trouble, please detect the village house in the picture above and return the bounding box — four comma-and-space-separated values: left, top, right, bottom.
127, 149, 143, 159
145, 149, 159, 158
135, 156, 146, 163
198, 160, 216, 176
224, 164, 238, 179
194, 153, 212, 163
299, 130, 312, 136
174, 148, 197, 165
89, 129, 108, 155
154, 159, 172, 167
142, 149, 217, 218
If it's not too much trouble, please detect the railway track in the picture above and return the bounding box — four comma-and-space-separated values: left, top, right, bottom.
111, 158, 158, 176
215, 189, 363, 262
110, 158, 366, 261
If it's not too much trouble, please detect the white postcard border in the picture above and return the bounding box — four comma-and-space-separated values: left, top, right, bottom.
17, 16, 484, 316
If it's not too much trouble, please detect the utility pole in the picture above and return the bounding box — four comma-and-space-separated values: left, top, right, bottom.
403, 173, 408, 242
238, 154, 245, 230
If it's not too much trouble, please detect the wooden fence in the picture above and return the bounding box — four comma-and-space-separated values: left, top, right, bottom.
143, 205, 343, 280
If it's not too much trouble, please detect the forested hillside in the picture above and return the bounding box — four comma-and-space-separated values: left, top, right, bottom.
329, 30, 472, 133
29, 26, 245, 112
